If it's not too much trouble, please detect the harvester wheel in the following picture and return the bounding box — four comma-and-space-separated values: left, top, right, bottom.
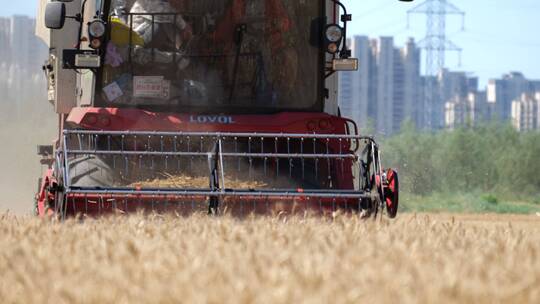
50, 156, 117, 218
68, 156, 117, 188
384, 169, 399, 218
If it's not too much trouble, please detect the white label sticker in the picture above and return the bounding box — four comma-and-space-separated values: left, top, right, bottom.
103, 81, 123, 102
75, 54, 101, 68
133, 76, 170, 99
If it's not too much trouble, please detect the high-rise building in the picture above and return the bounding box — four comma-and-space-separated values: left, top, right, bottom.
4, 15, 47, 74
0, 15, 48, 117
445, 97, 466, 130
0, 18, 11, 64
537, 93, 540, 130
338, 36, 370, 129
436, 69, 477, 129
403, 38, 422, 128
531, 81, 540, 93
445, 91, 487, 129
338, 36, 421, 135
487, 72, 533, 121
470, 91, 488, 124
393, 38, 421, 132
511, 93, 540, 132
393, 48, 405, 131
372, 37, 394, 135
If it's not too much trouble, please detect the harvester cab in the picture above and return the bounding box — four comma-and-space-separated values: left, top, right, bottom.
35, 0, 401, 218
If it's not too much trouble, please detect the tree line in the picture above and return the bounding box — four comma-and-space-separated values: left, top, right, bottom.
381, 123, 540, 198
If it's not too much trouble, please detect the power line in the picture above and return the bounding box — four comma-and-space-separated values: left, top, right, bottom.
407, 0, 465, 130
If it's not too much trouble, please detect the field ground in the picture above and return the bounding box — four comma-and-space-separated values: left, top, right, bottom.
401, 192, 540, 214
1, 212, 539, 304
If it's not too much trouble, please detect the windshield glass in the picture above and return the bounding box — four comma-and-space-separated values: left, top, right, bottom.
98, 0, 322, 112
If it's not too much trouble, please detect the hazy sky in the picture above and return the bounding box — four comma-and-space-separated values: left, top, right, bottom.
343, 0, 540, 87
1, 0, 539, 87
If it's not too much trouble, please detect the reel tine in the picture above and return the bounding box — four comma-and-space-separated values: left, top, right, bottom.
301, 137, 305, 180
339, 138, 344, 179
235, 136, 240, 172
326, 138, 331, 186
276, 137, 280, 178
287, 137, 292, 179
72, 196, 76, 217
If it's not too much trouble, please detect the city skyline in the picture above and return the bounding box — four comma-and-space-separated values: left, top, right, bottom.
343, 0, 540, 87
339, 35, 540, 134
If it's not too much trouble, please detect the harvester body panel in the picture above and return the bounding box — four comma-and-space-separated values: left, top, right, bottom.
35, 0, 399, 218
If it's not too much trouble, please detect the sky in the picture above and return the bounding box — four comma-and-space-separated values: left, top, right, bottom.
343, 0, 540, 87
1, 0, 539, 87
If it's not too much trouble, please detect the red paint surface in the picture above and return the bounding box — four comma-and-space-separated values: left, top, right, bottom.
67, 107, 350, 134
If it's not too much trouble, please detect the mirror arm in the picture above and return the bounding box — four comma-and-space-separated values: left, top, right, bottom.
75, 0, 89, 50
329, 0, 351, 59
66, 14, 82, 22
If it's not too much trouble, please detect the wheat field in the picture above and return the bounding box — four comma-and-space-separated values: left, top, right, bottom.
0, 213, 539, 304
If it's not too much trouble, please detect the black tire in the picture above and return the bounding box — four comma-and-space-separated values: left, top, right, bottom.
50, 156, 118, 218
68, 155, 117, 188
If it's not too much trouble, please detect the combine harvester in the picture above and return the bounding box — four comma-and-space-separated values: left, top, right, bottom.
35, 0, 409, 219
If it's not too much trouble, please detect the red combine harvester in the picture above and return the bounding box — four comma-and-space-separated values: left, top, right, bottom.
35, 0, 404, 219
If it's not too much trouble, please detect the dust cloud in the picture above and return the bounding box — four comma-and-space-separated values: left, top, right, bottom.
0, 84, 56, 215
